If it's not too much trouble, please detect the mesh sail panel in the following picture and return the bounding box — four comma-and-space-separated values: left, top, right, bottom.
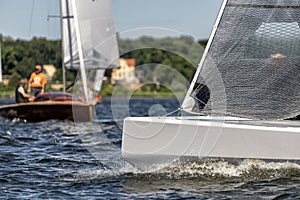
183, 0, 300, 120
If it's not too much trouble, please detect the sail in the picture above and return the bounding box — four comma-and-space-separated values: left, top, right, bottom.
61, 0, 119, 70
60, 0, 119, 103
182, 0, 300, 120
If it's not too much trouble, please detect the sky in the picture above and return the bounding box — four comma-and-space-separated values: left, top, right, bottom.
0, 0, 223, 41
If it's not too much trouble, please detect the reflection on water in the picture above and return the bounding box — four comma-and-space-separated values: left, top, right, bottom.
0, 98, 300, 199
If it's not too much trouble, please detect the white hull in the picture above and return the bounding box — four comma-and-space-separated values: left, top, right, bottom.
122, 116, 300, 169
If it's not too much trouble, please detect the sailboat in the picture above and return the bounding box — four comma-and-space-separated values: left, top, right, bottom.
121, 0, 300, 170
0, 0, 119, 122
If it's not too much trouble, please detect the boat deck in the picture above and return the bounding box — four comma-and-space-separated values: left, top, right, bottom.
151, 115, 300, 128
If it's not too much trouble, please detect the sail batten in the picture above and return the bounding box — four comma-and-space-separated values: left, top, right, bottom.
183, 0, 300, 120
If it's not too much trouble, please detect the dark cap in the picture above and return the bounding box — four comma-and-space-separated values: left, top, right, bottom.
20, 79, 27, 84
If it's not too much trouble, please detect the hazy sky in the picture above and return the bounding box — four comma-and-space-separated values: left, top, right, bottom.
0, 0, 223, 40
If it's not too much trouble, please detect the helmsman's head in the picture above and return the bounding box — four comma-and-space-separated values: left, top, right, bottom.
34, 65, 42, 73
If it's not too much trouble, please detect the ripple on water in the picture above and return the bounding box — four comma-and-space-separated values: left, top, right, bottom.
1, 98, 300, 199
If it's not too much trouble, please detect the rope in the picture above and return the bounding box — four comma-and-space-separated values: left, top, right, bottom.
162, 107, 182, 117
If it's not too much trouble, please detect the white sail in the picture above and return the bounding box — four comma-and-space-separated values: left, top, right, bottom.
60, 0, 119, 102
61, 0, 119, 70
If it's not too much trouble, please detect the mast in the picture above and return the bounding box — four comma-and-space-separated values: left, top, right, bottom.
181, 0, 228, 111
0, 44, 2, 84
61, 0, 74, 93
60, 0, 66, 93
71, 1, 89, 103
59, 1, 64, 92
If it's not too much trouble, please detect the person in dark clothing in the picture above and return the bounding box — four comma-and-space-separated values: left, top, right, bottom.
192, 83, 210, 111
15, 79, 35, 103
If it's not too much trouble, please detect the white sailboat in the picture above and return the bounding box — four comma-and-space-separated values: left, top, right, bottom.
122, 0, 300, 170
0, 0, 119, 122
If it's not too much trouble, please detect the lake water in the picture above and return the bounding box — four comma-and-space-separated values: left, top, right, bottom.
1, 98, 300, 199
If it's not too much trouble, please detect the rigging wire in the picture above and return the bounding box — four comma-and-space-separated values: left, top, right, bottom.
28, 0, 35, 39
162, 107, 182, 117
46, 0, 62, 84
46, 0, 56, 66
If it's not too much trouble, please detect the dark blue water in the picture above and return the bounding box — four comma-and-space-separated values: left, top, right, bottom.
1, 98, 300, 199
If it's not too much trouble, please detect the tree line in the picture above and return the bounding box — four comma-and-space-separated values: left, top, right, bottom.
0, 34, 208, 87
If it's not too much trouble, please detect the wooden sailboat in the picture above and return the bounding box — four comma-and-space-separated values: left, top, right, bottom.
0, 97, 92, 122
0, 0, 118, 122
122, 0, 300, 169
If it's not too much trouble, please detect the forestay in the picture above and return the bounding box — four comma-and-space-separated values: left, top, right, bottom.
182, 0, 300, 120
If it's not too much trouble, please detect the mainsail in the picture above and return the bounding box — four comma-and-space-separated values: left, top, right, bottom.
182, 0, 300, 120
60, 0, 119, 101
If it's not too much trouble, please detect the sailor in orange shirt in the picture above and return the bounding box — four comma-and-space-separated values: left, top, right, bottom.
28, 65, 47, 97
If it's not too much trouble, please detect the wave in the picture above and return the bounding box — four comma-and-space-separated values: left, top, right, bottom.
60, 158, 300, 184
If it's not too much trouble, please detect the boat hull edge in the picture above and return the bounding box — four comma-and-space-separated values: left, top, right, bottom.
122, 116, 300, 170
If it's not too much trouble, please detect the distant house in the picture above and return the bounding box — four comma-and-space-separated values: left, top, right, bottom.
2, 75, 10, 86
43, 64, 56, 81
111, 58, 139, 89
42, 64, 63, 91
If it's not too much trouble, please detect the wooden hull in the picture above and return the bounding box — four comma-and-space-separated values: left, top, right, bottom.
0, 101, 93, 122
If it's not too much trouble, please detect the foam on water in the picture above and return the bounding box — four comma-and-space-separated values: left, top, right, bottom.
64, 158, 300, 185
135, 159, 300, 180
